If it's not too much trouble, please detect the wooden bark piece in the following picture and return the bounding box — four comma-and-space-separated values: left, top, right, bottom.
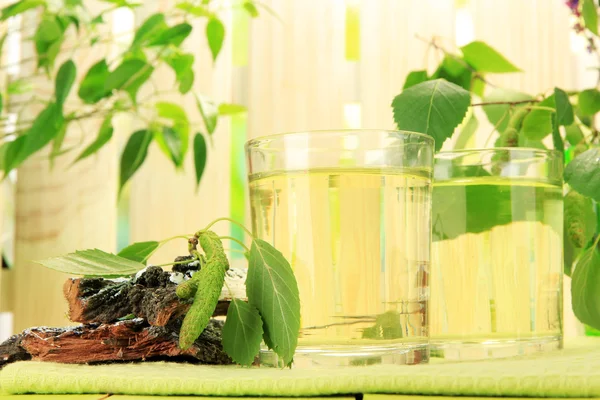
63, 264, 247, 326
0, 318, 232, 367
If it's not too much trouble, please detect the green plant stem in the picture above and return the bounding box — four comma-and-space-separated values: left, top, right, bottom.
223, 248, 248, 256
471, 99, 541, 107
160, 234, 193, 244
140, 234, 193, 263
217, 235, 250, 252
198, 217, 254, 237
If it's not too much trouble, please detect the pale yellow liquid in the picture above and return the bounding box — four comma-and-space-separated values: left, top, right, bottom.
430, 177, 563, 359
249, 168, 431, 366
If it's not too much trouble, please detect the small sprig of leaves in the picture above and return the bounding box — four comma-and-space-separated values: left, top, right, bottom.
36, 217, 301, 367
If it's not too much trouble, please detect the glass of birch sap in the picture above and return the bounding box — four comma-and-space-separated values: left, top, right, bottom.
246, 130, 433, 367
430, 148, 563, 360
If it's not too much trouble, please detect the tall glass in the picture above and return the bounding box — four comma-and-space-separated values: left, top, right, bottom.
431, 148, 563, 360
246, 130, 433, 367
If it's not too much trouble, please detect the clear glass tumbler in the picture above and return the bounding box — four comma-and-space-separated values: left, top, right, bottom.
246, 130, 433, 367
430, 148, 563, 360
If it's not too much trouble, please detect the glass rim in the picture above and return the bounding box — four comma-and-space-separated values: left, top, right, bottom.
435, 147, 562, 159
245, 129, 434, 150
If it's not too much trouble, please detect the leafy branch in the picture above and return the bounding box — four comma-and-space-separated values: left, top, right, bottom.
394, 12, 600, 332
36, 217, 301, 367
0, 0, 259, 193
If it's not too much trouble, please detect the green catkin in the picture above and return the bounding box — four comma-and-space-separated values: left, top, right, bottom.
178, 256, 227, 349
177, 230, 230, 350
492, 107, 530, 174
175, 231, 229, 300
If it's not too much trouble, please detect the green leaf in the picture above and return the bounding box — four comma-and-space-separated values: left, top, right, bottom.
193, 133, 207, 190
36, 248, 145, 277
433, 174, 561, 241
0, 92, 3, 116
117, 241, 159, 263
195, 93, 218, 134
222, 299, 263, 366
565, 123, 585, 146
391, 79, 471, 151
431, 58, 472, 91
246, 239, 300, 367
163, 51, 194, 93
165, 52, 194, 77
176, 2, 212, 17
522, 108, 553, 141
3, 136, 26, 175
578, 89, 600, 116
1, 0, 45, 20
482, 88, 533, 132
460, 41, 521, 73
55, 59, 76, 107
13, 103, 64, 172
243, 1, 259, 17
73, 114, 113, 163
78, 59, 111, 104
99, 0, 140, 7
565, 190, 597, 251
50, 120, 68, 164
35, 17, 62, 42
119, 129, 153, 194
554, 87, 574, 126
551, 115, 564, 153
565, 148, 600, 202
154, 127, 184, 168
91, 14, 103, 25
105, 59, 153, 102
471, 76, 486, 97
402, 70, 428, 90
148, 23, 192, 47
362, 311, 403, 340
572, 246, 600, 330
454, 114, 478, 149
154, 102, 189, 168
218, 103, 246, 116
582, 0, 599, 35
46, 36, 64, 71
7, 78, 33, 94
131, 13, 167, 48
156, 101, 189, 127
179, 69, 194, 94
441, 56, 465, 76
206, 18, 225, 62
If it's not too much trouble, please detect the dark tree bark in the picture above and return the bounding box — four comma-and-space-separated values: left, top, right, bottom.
63, 265, 241, 326
0, 318, 232, 367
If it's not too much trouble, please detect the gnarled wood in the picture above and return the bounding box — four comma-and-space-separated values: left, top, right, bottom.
0, 318, 231, 367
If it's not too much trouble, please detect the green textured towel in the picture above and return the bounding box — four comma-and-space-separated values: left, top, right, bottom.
1, 338, 600, 397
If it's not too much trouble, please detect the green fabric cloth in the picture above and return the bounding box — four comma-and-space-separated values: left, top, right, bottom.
1, 338, 600, 397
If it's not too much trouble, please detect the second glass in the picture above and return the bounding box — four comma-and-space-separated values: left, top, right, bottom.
246, 130, 433, 367
430, 148, 563, 360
